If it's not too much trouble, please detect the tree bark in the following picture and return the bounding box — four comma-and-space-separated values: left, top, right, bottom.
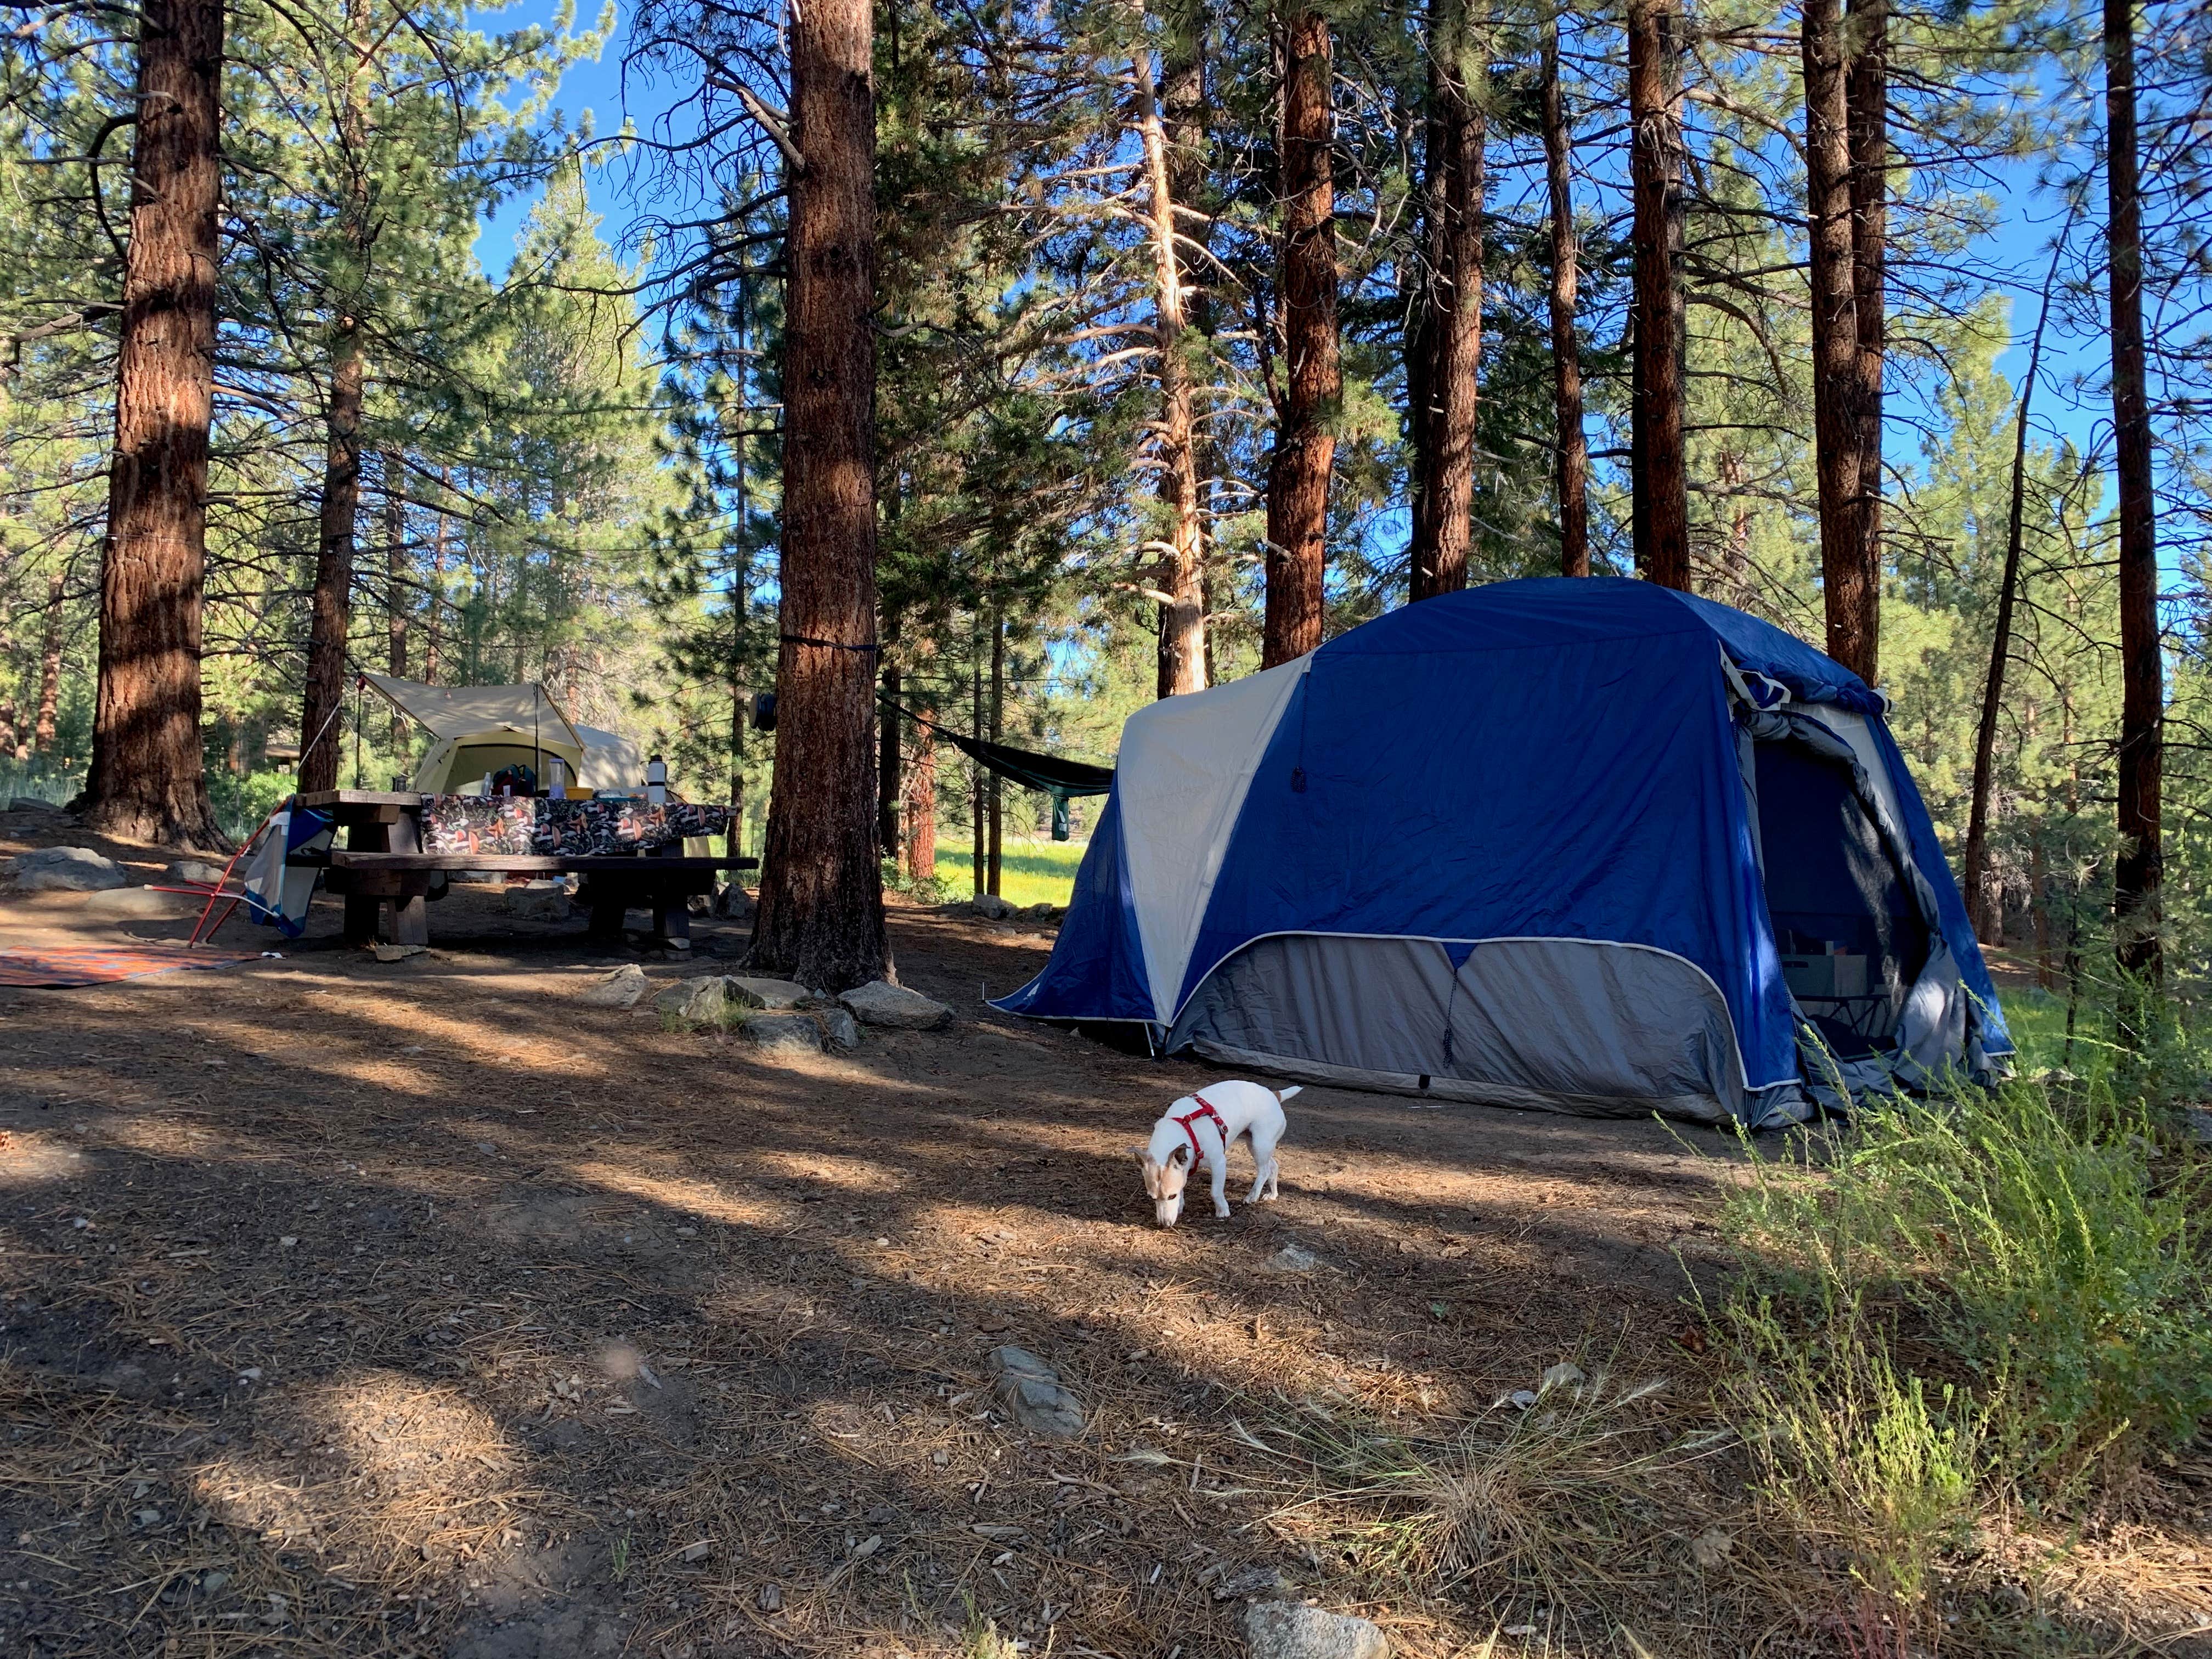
1409, 0, 1483, 602
383, 451, 408, 760
1846, 0, 1886, 676
1262, 8, 1338, 663
298, 336, 364, 792
987, 610, 1003, 896
1626, 0, 1689, 590
1541, 10, 1588, 577
878, 653, 901, 856
969, 641, 984, 896
2106, 0, 2162, 997
424, 470, 448, 684
749, 0, 891, 990
83, 0, 225, 847
1804, 0, 1870, 679
34, 563, 66, 751
1963, 234, 2061, 944
1134, 26, 1206, 696
904, 723, 936, 884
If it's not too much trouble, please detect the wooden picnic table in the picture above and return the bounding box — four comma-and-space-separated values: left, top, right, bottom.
295, 790, 755, 949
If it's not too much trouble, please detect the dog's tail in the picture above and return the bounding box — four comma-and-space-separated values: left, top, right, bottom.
1276, 1085, 1303, 1104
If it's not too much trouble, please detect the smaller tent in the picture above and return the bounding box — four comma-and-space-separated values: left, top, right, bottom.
363, 676, 640, 795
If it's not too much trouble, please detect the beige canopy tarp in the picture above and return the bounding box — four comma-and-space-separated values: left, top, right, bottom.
362, 675, 641, 794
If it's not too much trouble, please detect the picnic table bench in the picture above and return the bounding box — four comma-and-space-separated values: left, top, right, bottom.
296, 790, 755, 949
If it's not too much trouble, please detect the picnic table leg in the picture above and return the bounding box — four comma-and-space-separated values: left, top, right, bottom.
343, 818, 388, 946
383, 807, 431, 947
585, 880, 628, 942
653, 887, 691, 947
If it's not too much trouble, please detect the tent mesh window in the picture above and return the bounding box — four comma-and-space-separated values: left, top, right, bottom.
1752, 739, 1931, 1058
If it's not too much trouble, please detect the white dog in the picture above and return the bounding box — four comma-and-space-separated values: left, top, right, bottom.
1134, 1080, 1298, 1227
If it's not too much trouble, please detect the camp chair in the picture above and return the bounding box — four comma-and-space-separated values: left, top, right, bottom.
159, 799, 337, 947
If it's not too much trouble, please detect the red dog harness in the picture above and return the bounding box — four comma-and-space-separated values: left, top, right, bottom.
1170, 1093, 1230, 1164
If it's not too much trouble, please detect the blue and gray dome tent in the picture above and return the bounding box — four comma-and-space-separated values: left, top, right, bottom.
992, 578, 2011, 1127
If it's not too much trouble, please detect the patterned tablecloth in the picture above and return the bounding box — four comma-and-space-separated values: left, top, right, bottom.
421, 797, 737, 857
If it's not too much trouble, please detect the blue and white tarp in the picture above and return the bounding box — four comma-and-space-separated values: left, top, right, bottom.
993, 578, 2010, 1126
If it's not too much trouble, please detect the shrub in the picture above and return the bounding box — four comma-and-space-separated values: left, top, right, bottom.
1719, 1081, 2212, 1503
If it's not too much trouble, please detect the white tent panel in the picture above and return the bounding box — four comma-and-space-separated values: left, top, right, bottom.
1114, 654, 1310, 1020
574, 724, 644, 791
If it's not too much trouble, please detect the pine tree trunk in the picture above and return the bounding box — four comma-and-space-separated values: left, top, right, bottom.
299, 12, 374, 794
298, 336, 364, 792
2106, 0, 2162, 997
1847, 0, 1886, 676
878, 654, 901, 855
1409, 0, 1483, 602
1262, 8, 1337, 664
1626, 0, 1689, 591
969, 644, 984, 896
1161, 5, 1222, 686
34, 564, 65, 751
83, 0, 225, 847
1804, 0, 1870, 679
1541, 11, 1588, 578
987, 611, 1003, 896
1134, 29, 1206, 696
383, 452, 408, 759
904, 725, 936, 883
748, 0, 891, 991
1964, 235, 2060, 943
425, 473, 448, 684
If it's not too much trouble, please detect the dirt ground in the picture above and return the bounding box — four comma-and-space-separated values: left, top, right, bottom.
2, 801, 2204, 1659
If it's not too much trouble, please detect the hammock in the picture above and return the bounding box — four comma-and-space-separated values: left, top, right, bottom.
881, 698, 1113, 840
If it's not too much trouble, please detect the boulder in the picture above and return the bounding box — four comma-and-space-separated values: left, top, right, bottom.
817, 1007, 864, 1052
503, 881, 571, 920
82, 887, 202, 921
839, 979, 953, 1031
713, 883, 756, 922
655, 976, 731, 1024
577, 964, 650, 1008
725, 976, 814, 1011
168, 859, 228, 887
969, 893, 1016, 921
1243, 1602, 1389, 1659
986, 1345, 1085, 1440
741, 1012, 823, 1056
5, 796, 65, 814
8, 845, 129, 891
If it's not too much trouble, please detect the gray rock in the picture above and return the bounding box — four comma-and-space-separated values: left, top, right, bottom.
655, 975, 731, 1024
1262, 1244, 1320, 1275
987, 1345, 1085, 1440
1539, 1361, 1586, 1393
1244, 1601, 1390, 1659
1022, 901, 1065, 924
969, 893, 1016, 921
577, 964, 650, 1008
8, 845, 128, 891
81, 886, 202, 921
712, 883, 755, 922
6, 796, 65, 814
818, 1007, 863, 1052
168, 859, 228, 886
372, 943, 427, 963
503, 881, 571, 920
742, 1012, 823, 1056
726, 975, 814, 1011
2186, 1107, 2212, 1147
1207, 1564, 1294, 1601
839, 979, 953, 1031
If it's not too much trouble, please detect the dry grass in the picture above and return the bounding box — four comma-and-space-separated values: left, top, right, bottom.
4, 843, 2208, 1657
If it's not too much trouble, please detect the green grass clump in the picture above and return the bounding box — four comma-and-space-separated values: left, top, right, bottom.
933, 835, 1088, 908
1723, 1083, 2212, 1502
